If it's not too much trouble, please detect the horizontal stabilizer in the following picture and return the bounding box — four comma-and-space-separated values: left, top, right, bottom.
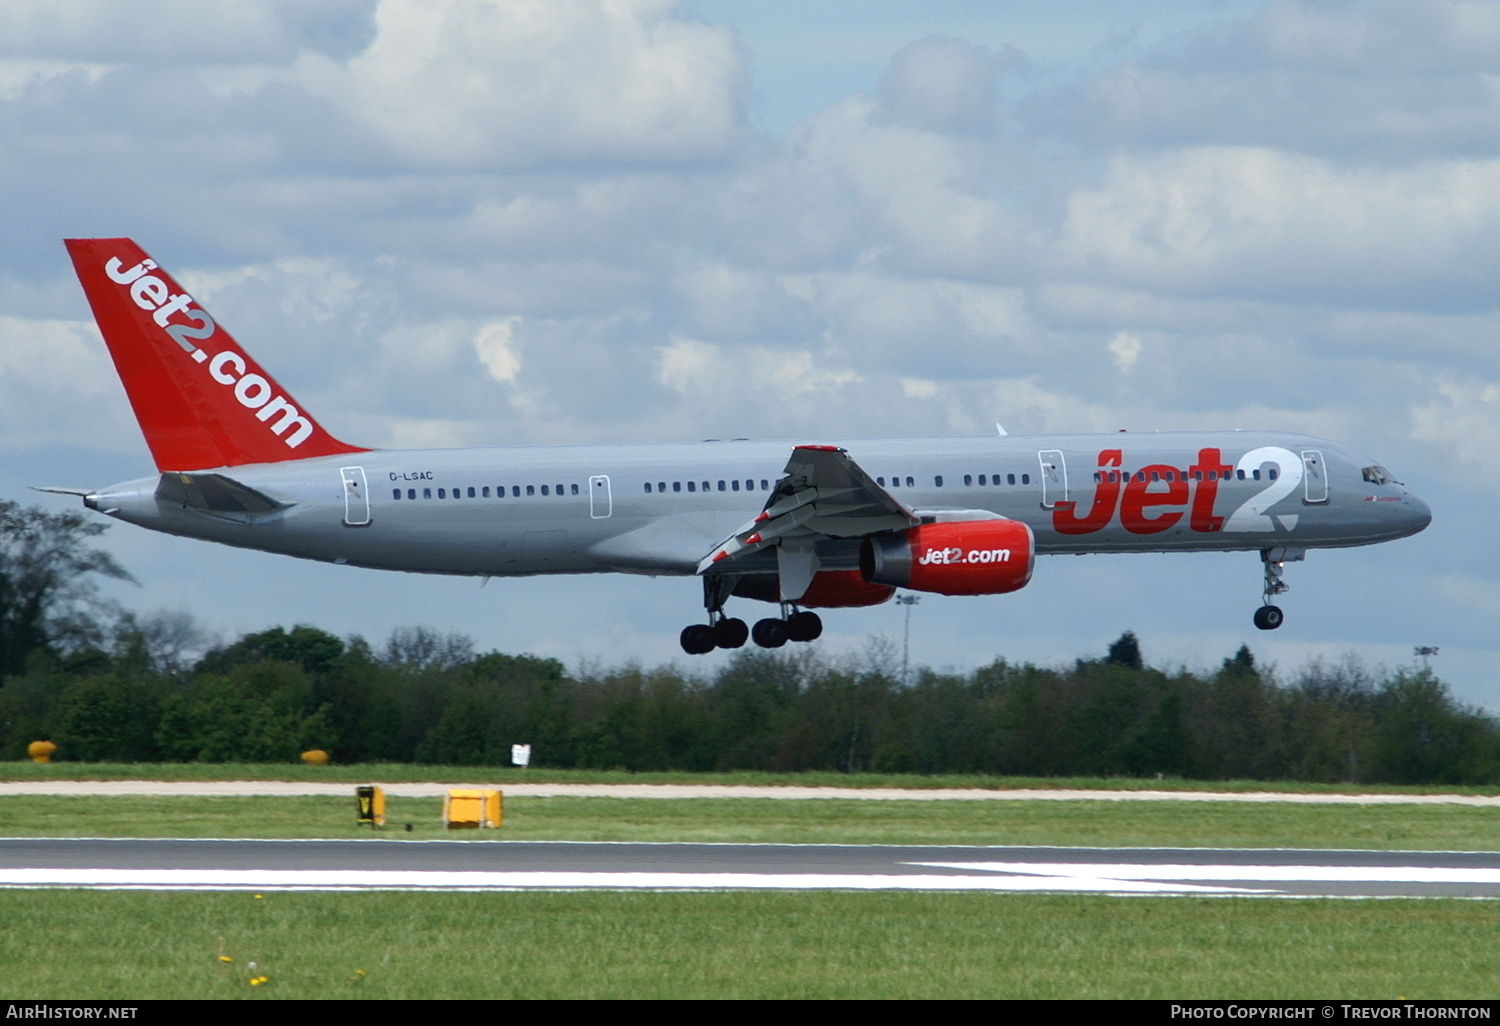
155, 473, 287, 515
29, 486, 93, 497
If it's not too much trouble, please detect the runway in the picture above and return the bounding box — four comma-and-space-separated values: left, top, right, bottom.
2, 838, 1498, 898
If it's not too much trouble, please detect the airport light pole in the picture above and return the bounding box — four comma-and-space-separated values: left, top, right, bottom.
896, 594, 920, 685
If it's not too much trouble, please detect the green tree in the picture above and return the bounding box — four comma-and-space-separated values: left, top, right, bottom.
0, 501, 132, 676
1105, 631, 1144, 671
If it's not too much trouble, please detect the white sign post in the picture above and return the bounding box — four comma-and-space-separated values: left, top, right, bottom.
511, 743, 532, 768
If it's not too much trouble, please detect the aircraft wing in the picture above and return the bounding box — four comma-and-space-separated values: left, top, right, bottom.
697, 445, 919, 599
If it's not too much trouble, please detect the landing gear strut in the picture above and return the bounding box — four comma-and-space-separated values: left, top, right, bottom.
679, 578, 822, 654
1254, 547, 1302, 631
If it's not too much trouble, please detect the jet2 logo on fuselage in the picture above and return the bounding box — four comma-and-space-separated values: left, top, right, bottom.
104, 256, 315, 449
1053, 447, 1306, 537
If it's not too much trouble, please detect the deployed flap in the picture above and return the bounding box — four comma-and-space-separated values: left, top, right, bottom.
697, 445, 919, 588
155, 472, 287, 515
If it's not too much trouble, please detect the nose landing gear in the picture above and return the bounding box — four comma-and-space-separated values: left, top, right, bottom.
1254, 546, 1303, 631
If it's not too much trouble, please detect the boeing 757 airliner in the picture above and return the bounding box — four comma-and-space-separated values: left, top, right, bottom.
51, 239, 1431, 654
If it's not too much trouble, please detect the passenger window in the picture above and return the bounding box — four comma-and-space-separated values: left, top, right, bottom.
718, 481, 726, 491
673, 482, 681, 493
760, 480, 768, 490
1151, 472, 1160, 482
392, 489, 401, 500
964, 474, 973, 486
1252, 470, 1261, 481
571, 484, 579, 495
556, 484, 564, 495
423, 488, 432, 499
905, 477, 913, 488
1007, 474, 1016, 485
702, 482, 710, 492
438, 488, 446, 499
687, 481, 696, 492
934, 476, 943, 487
644, 482, 652, 493
541, 485, 549, 496
731, 480, 740, 492
466, 487, 474, 498
482, 487, 491, 497
526, 485, 535, 496
658, 482, 666, 492
1268, 468, 1278, 480
877, 477, 885, 486
407, 489, 416, 500
1021, 474, 1030, 485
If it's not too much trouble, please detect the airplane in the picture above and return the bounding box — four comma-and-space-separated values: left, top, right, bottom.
51, 238, 1432, 655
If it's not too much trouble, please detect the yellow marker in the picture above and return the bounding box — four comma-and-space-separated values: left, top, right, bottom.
356, 785, 386, 827
443, 788, 502, 829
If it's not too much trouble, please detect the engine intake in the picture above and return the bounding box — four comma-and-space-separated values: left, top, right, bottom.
860, 519, 1035, 596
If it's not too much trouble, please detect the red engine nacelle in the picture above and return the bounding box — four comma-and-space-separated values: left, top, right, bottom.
859, 519, 1035, 596
732, 570, 895, 608
800, 570, 896, 608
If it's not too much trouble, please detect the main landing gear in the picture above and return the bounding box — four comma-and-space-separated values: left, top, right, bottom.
1253, 547, 1302, 631
680, 578, 822, 654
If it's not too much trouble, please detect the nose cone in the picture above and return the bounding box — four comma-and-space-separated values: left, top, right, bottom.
1403, 491, 1433, 535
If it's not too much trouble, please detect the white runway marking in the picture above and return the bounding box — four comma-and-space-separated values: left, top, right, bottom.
0, 867, 1260, 894
913, 862, 1500, 885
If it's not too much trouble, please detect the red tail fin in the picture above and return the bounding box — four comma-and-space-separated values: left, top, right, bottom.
65, 238, 367, 471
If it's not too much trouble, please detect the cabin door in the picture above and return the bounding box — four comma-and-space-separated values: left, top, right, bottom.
589, 475, 612, 518
340, 466, 370, 526
1038, 450, 1067, 508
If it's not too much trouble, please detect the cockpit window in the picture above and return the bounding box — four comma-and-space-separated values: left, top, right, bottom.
1362, 466, 1396, 486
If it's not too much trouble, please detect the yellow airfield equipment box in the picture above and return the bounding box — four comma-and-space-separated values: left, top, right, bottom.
444, 788, 502, 829
356, 785, 386, 827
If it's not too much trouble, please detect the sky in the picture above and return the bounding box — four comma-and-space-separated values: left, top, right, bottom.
1, 0, 1496, 706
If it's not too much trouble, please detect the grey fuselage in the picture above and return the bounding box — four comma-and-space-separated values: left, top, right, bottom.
87, 431, 1431, 583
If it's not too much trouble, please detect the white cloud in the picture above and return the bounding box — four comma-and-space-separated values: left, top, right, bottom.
314, 0, 747, 170
1057, 147, 1500, 303
877, 35, 1009, 136
1108, 330, 1142, 372
474, 317, 522, 383
1411, 377, 1500, 473
0, 316, 136, 452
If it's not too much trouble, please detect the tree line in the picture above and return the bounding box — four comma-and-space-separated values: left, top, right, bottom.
1, 499, 1496, 783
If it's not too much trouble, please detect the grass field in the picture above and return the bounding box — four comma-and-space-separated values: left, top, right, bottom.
2, 793, 1499, 849
0, 889, 1495, 999
4, 768, 1499, 999
4, 761, 1499, 795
